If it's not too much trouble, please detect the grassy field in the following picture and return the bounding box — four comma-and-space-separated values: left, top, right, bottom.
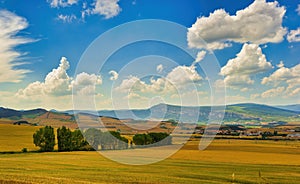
0, 124, 40, 152
0, 124, 299, 183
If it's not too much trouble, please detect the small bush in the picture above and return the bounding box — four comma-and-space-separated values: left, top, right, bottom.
22, 148, 28, 153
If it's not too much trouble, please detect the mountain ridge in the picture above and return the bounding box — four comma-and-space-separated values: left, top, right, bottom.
72, 103, 300, 122
1, 103, 299, 123
276, 104, 300, 112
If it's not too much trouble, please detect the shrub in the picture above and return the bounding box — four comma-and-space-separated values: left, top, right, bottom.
21, 148, 28, 153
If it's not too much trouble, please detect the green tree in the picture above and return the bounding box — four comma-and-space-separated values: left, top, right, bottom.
101, 132, 114, 150
83, 129, 129, 150
58, 127, 89, 152
109, 131, 128, 150
133, 134, 152, 146
168, 119, 178, 126
71, 129, 88, 150
148, 132, 172, 145
33, 126, 55, 152
57, 126, 72, 151
84, 128, 102, 150
132, 133, 171, 147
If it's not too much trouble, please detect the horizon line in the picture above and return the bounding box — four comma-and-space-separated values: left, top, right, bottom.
1, 102, 299, 112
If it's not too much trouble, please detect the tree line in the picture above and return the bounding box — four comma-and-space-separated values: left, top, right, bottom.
132, 132, 172, 147
33, 126, 172, 152
84, 128, 129, 150
33, 126, 90, 152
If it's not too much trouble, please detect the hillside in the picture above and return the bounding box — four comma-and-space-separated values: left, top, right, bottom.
0, 107, 47, 119
0, 108, 76, 128
225, 103, 299, 121
0, 103, 299, 127
95, 103, 300, 123
276, 104, 300, 112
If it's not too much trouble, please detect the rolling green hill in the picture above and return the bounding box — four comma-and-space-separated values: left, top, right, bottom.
225, 103, 299, 122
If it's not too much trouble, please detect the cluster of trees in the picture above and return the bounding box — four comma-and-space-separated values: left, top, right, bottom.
33, 126, 172, 152
261, 130, 284, 140
33, 126, 91, 152
84, 128, 128, 150
57, 126, 89, 151
33, 126, 129, 152
133, 132, 172, 147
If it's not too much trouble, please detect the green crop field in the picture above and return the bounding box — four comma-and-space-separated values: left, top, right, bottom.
0, 124, 299, 183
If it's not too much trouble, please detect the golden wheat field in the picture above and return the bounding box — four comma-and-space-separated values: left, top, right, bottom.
0, 124, 41, 152
0, 124, 299, 183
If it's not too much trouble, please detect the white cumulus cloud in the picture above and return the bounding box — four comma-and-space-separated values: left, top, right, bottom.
115, 76, 147, 93
48, 0, 78, 7
17, 57, 102, 98
93, 0, 121, 19
187, 0, 286, 50
193, 50, 207, 65
290, 88, 300, 97
72, 72, 102, 95
166, 65, 202, 86
297, 4, 300, 15
17, 57, 71, 97
261, 87, 285, 98
262, 62, 300, 97
115, 64, 203, 96
262, 62, 300, 86
47, 0, 121, 20
0, 10, 34, 83
287, 28, 300, 42
220, 43, 272, 88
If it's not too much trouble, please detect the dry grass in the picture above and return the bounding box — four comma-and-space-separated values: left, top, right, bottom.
0, 124, 299, 183
0, 146, 299, 183
26, 112, 77, 129
172, 140, 300, 165
0, 124, 40, 152
0, 119, 13, 124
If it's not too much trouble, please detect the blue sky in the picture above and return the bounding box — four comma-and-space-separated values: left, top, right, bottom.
0, 0, 299, 110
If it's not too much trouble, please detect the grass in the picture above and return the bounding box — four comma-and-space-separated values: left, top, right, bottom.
0, 148, 299, 184
0, 124, 40, 152
0, 124, 299, 183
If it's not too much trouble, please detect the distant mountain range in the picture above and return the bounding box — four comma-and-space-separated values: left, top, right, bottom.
0, 107, 47, 119
1, 103, 300, 124
93, 103, 300, 123
276, 105, 300, 112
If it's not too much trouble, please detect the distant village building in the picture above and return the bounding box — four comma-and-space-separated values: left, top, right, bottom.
245, 131, 261, 136
287, 133, 300, 138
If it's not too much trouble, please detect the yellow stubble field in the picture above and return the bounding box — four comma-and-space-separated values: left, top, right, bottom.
0, 124, 299, 183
